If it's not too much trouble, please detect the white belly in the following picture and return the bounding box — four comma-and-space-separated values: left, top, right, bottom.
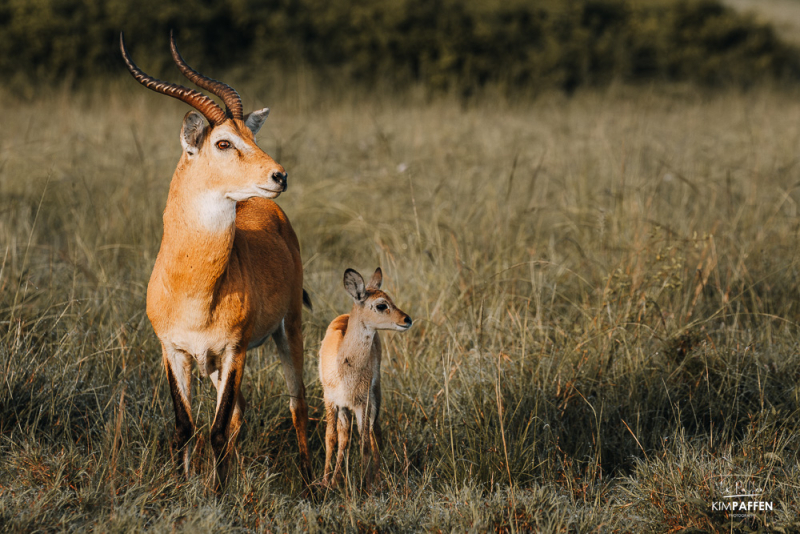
167, 328, 233, 377
324, 371, 372, 411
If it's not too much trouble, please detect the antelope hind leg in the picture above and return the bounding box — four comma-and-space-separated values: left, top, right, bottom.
273, 318, 312, 484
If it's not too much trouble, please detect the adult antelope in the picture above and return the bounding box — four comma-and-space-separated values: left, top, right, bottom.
121, 33, 311, 489
319, 268, 412, 491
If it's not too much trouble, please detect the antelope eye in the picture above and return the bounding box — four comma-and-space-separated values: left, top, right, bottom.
216, 140, 232, 150
376, 303, 388, 312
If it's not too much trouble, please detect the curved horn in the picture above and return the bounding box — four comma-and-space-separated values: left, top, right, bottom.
120, 33, 226, 126
169, 31, 243, 121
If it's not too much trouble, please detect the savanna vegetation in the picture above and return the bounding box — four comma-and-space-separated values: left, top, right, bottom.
2, 79, 800, 531
3, 0, 800, 533
2, 0, 800, 93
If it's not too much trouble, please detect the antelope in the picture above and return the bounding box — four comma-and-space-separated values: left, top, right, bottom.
319, 268, 412, 491
120, 33, 312, 489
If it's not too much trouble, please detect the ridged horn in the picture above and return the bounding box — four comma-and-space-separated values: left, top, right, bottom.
120, 32, 227, 126
169, 30, 243, 121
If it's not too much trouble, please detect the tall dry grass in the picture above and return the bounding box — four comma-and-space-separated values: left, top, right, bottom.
1, 81, 800, 531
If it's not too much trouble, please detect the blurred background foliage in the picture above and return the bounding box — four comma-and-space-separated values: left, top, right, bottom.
0, 0, 797, 93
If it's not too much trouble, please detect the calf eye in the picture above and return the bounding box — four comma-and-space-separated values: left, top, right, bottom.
216, 140, 232, 150
376, 303, 388, 312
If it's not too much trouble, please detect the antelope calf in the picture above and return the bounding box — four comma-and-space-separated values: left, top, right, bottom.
121, 33, 312, 489
319, 268, 412, 490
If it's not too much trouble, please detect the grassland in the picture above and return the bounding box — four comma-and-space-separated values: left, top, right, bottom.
2, 81, 800, 532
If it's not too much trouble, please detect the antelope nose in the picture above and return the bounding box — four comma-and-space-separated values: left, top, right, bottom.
272, 171, 287, 190
404, 316, 413, 327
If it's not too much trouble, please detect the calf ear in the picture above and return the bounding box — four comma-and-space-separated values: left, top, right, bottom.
367, 267, 383, 289
181, 111, 206, 156
245, 107, 270, 135
343, 269, 367, 303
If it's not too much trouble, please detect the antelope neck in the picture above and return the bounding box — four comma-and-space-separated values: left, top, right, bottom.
159, 173, 238, 298
339, 306, 376, 366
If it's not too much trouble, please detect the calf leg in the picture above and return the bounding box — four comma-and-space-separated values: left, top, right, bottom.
365, 384, 382, 491
331, 408, 351, 486
362, 399, 382, 492
322, 401, 338, 487
368, 423, 381, 492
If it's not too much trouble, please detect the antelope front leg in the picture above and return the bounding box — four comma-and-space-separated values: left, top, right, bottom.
372, 380, 383, 450
163, 344, 194, 479
364, 383, 382, 492
210, 351, 245, 490
211, 369, 248, 462
322, 401, 338, 487
368, 425, 381, 492
363, 404, 382, 492
226, 391, 247, 458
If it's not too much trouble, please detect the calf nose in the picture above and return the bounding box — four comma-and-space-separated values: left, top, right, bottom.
272, 171, 287, 190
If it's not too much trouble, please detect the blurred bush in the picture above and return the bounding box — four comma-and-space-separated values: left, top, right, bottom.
0, 0, 797, 92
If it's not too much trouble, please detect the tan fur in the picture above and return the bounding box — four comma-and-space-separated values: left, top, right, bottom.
319, 268, 412, 491
146, 115, 311, 490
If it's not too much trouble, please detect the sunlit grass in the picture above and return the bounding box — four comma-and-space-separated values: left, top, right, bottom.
1, 82, 800, 531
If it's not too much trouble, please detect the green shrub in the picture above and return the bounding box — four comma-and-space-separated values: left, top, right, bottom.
0, 0, 798, 92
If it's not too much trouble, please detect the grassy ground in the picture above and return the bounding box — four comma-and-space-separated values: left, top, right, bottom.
2, 81, 800, 532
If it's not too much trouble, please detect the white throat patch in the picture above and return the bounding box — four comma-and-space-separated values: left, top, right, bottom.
192, 191, 237, 232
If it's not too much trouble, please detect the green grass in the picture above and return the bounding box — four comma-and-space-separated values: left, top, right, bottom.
2, 82, 800, 532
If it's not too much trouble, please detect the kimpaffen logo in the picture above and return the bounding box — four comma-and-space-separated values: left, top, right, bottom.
711, 478, 774, 518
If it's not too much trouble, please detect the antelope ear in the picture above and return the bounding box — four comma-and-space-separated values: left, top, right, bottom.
245, 107, 270, 135
343, 269, 367, 302
181, 111, 206, 155
367, 267, 383, 290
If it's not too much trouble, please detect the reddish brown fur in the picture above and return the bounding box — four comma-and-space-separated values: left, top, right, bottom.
146, 116, 311, 490
124, 36, 311, 490
319, 268, 412, 492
